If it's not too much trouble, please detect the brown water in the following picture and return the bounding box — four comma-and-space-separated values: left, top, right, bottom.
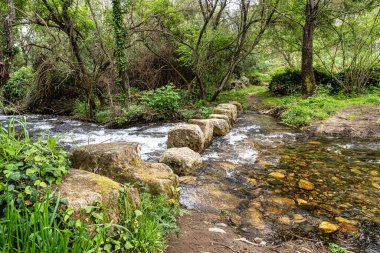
179, 112, 380, 253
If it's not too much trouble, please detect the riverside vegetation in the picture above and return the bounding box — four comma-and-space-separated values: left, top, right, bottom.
1, 0, 380, 252
0, 121, 181, 252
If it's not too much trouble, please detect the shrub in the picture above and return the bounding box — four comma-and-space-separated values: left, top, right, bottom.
140, 84, 181, 115
269, 68, 339, 95
95, 108, 112, 124
0, 119, 69, 208
3, 67, 33, 103
116, 104, 147, 125
246, 71, 263, 86
72, 99, 87, 119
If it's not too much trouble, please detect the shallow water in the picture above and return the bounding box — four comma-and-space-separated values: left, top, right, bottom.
1, 112, 379, 252
0, 114, 180, 160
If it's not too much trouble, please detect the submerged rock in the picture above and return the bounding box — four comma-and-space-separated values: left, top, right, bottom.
188, 119, 214, 144
298, 179, 315, 190
269, 171, 286, 179
58, 169, 140, 222
167, 124, 205, 153
247, 205, 265, 230
318, 221, 339, 233
267, 197, 295, 208
159, 147, 202, 175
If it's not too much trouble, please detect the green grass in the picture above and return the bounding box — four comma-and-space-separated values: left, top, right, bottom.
264, 90, 380, 127
216, 85, 380, 127
0, 193, 96, 253
216, 85, 268, 108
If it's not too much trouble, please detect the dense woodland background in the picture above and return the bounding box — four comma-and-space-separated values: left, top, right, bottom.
0, 0, 379, 125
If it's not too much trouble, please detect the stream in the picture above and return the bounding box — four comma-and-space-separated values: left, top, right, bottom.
0, 112, 379, 252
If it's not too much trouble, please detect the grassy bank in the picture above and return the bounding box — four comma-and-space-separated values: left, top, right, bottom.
0, 120, 181, 252
217, 85, 380, 127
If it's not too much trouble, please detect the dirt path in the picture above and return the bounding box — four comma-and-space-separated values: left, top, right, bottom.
308, 105, 380, 141
167, 212, 327, 253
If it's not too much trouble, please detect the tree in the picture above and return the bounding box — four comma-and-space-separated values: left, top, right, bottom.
301, 0, 320, 97
0, 0, 15, 88
211, 0, 279, 101
112, 0, 129, 104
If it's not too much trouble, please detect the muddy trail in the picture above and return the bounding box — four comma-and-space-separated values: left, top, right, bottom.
0, 112, 379, 252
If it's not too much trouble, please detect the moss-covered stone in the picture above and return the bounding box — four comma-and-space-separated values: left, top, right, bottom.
58, 169, 140, 222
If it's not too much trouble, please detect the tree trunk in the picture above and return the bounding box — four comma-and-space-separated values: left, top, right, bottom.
1, 0, 15, 88
301, 0, 318, 97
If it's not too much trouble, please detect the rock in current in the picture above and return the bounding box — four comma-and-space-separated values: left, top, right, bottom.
213, 107, 236, 125
209, 118, 230, 136
167, 124, 205, 153
70, 142, 142, 177
188, 119, 214, 144
159, 147, 202, 175
298, 179, 315, 190
319, 221, 340, 233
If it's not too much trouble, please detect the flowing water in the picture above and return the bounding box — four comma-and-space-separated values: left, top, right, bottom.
1, 112, 379, 252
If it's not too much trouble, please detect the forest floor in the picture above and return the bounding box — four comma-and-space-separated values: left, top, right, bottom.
167, 212, 327, 253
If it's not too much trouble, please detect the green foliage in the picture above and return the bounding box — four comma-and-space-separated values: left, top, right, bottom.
264, 88, 380, 127
328, 243, 354, 253
268, 68, 339, 95
0, 119, 69, 208
109, 191, 181, 253
3, 66, 33, 102
94, 108, 112, 124
0, 193, 95, 253
140, 84, 181, 115
72, 99, 88, 119
116, 104, 147, 125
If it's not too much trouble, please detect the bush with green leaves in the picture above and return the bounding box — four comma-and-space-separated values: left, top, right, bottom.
269, 68, 339, 95
140, 84, 181, 115
94, 108, 113, 124
0, 119, 69, 208
3, 66, 33, 103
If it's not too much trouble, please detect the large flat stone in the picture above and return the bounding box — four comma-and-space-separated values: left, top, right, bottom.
58, 169, 140, 222
70, 142, 142, 178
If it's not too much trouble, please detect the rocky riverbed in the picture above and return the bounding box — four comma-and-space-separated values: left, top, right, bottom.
1, 111, 379, 252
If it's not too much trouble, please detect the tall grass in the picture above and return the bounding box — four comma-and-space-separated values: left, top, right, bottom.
0, 193, 96, 253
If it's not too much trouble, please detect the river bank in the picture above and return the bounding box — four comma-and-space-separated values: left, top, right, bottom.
1, 96, 379, 253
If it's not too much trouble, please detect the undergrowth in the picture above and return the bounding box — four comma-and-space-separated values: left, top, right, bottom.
0, 119, 181, 252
